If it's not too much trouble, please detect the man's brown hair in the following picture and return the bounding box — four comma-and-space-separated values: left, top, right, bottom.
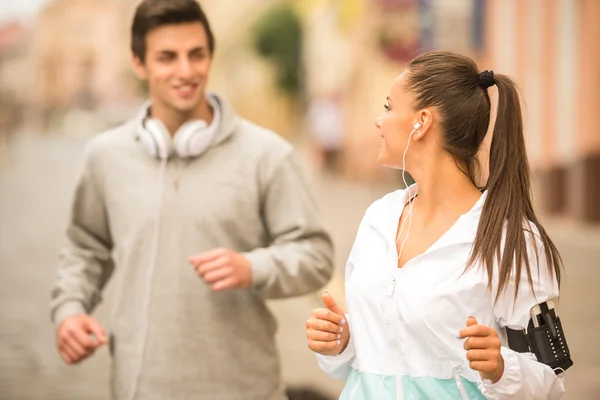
131, 0, 215, 62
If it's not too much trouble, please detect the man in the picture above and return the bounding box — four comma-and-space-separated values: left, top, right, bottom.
50, 1, 334, 399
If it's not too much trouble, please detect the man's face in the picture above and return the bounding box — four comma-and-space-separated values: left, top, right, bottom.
133, 22, 212, 115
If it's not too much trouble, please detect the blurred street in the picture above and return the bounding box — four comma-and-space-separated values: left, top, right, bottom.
0, 132, 598, 400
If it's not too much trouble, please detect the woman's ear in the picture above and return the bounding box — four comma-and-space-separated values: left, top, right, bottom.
412, 109, 433, 141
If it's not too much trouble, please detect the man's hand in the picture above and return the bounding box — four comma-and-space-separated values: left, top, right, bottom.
459, 316, 504, 383
306, 290, 349, 356
56, 314, 108, 365
189, 248, 252, 291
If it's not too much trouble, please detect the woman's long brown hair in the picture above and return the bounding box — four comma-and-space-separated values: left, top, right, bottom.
405, 51, 563, 302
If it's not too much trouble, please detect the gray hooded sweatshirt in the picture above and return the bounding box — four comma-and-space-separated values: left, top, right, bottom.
50, 94, 334, 400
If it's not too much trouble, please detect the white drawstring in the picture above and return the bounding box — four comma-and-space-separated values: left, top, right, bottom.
554, 367, 566, 384
380, 275, 397, 324
127, 155, 168, 400
378, 374, 386, 399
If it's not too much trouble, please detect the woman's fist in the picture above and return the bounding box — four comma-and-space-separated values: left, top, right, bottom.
306, 291, 349, 356
459, 316, 504, 383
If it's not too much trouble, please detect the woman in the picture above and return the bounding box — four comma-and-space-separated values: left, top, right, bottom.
305, 51, 566, 399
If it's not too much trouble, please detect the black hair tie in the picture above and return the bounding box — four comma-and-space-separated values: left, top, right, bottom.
479, 70, 495, 89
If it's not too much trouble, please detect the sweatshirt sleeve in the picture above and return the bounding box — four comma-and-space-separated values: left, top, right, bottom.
480, 231, 565, 399
50, 143, 114, 327
243, 152, 334, 299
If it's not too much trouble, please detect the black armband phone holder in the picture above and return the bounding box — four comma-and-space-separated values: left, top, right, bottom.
506, 301, 573, 374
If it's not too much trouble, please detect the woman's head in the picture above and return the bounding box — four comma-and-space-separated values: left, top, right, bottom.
375, 51, 491, 180
377, 50, 563, 301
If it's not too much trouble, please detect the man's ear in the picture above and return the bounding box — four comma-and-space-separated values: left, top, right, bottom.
412, 109, 433, 141
131, 54, 148, 81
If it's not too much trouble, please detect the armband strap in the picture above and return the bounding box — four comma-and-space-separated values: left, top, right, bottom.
505, 302, 573, 374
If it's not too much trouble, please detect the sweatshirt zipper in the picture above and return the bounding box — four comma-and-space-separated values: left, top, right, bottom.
455, 374, 469, 400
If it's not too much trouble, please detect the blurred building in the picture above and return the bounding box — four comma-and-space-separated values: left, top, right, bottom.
300, 0, 598, 224
0, 22, 32, 107
27, 0, 303, 138
202, 0, 303, 139
300, 0, 486, 181
0, 21, 31, 144
15, 0, 287, 136
486, 0, 600, 222
28, 0, 142, 132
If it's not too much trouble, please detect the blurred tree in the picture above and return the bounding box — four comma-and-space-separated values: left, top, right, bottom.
252, 3, 304, 98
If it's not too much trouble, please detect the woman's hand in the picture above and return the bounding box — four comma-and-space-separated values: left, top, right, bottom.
459, 316, 504, 383
306, 291, 349, 356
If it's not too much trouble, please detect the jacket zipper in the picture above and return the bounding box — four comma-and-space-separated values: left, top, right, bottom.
455, 374, 469, 400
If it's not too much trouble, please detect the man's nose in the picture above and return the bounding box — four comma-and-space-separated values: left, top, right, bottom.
176, 58, 194, 78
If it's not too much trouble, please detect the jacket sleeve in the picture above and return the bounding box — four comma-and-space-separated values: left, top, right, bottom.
316, 313, 356, 380
315, 267, 357, 381
244, 152, 334, 299
480, 231, 565, 399
50, 144, 114, 327
315, 212, 368, 380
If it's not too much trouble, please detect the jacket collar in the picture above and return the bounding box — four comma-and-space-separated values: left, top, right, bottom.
366, 184, 488, 254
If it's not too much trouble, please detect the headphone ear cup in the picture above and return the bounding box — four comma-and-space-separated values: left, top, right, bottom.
145, 119, 172, 159
137, 123, 159, 158
173, 120, 208, 158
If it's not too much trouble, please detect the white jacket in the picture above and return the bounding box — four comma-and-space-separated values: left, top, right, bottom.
317, 186, 565, 399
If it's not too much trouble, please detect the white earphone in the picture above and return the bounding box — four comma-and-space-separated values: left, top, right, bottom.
136, 97, 221, 160
395, 121, 422, 261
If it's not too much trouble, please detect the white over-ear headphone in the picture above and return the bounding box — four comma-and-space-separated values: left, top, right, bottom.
136, 97, 221, 160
